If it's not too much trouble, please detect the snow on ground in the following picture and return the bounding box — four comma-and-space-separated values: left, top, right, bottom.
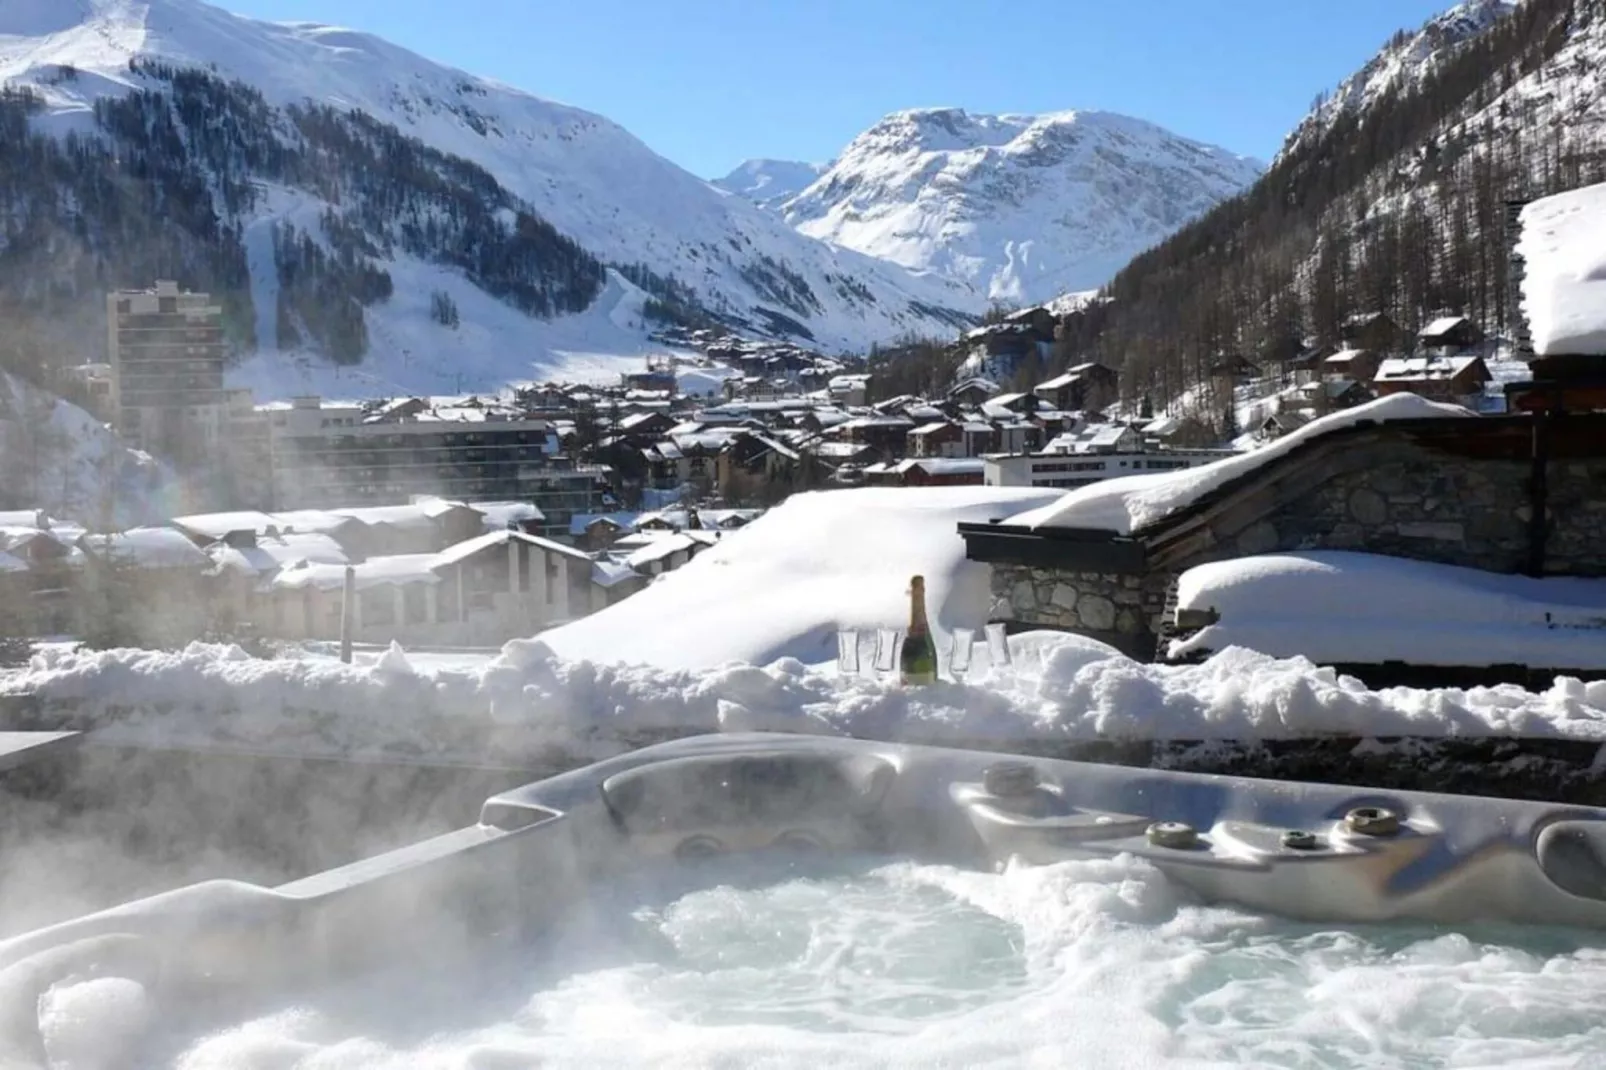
7, 633, 1606, 769
542, 486, 1063, 671
1518, 180, 1606, 357
1009, 394, 1471, 534
1171, 551, 1606, 669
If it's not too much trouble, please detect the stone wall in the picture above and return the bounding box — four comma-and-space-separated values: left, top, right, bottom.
1544, 460, 1606, 577
994, 564, 1168, 658
1225, 447, 1533, 573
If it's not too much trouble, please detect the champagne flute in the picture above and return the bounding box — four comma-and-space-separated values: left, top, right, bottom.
948, 627, 975, 682
835, 627, 860, 677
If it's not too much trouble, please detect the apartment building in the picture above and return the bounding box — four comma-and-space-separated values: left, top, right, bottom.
107, 280, 226, 471
261, 395, 610, 539
983, 422, 1234, 489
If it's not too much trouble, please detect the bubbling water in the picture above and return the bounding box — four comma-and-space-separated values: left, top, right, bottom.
36, 855, 1606, 1068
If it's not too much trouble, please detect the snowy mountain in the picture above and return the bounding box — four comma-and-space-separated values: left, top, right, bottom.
777, 108, 1263, 306
712, 159, 828, 212
1278, 0, 1518, 161
0, 0, 978, 398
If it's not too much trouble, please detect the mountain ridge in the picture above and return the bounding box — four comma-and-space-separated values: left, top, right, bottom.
768, 105, 1263, 306
0, 0, 979, 397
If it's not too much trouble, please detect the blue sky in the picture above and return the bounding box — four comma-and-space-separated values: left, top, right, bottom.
222, 0, 1451, 179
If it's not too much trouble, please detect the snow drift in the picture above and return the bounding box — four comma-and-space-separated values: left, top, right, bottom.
8, 636, 1606, 772
1171, 551, 1606, 669
543, 486, 1064, 671
1518, 180, 1606, 358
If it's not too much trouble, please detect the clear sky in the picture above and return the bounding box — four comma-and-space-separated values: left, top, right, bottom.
220, 0, 1451, 179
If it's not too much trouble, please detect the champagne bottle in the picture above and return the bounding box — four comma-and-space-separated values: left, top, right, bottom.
900, 575, 938, 685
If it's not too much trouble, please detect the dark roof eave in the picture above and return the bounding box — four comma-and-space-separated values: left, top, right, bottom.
958, 521, 1147, 573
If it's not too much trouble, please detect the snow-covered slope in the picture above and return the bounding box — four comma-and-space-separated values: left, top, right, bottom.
0, 0, 978, 396
0, 373, 168, 523
780, 108, 1262, 306
713, 158, 828, 212
1278, 0, 1518, 160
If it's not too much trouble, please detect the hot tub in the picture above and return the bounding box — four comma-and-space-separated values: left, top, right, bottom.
6, 733, 1606, 1066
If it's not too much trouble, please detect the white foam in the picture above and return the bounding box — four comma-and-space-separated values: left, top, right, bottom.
85, 857, 1606, 1067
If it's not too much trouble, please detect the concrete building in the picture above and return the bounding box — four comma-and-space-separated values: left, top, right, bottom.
260, 396, 610, 539
107, 280, 226, 472
984, 449, 1227, 489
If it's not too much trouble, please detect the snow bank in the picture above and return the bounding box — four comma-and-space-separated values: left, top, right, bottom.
542, 486, 1063, 671
1171, 551, 1606, 669
1518, 181, 1606, 357
1008, 394, 1472, 534
7, 635, 1606, 769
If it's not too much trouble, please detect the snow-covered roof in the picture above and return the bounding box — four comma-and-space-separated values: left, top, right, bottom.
838, 415, 915, 430
1171, 551, 1606, 670
748, 433, 800, 462
266, 509, 358, 535
1035, 372, 1082, 391
619, 411, 667, 431
472, 501, 545, 529
273, 553, 442, 592
1322, 348, 1368, 366
568, 512, 640, 536
590, 559, 642, 588
1044, 422, 1136, 454
83, 528, 211, 570
1419, 315, 1471, 338
433, 528, 590, 568
1007, 394, 1473, 535
624, 532, 700, 570
331, 501, 467, 528
910, 421, 956, 436
208, 533, 350, 577
1517, 181, 1606, 357
171, 511, 282, 540
0, 550, 28, 573
1141, 415, 1181, 436
1374, 355, 1485, 383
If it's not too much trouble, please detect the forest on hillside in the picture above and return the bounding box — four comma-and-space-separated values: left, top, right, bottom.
0, 61, 609, 377
972, 0, 1606, 420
